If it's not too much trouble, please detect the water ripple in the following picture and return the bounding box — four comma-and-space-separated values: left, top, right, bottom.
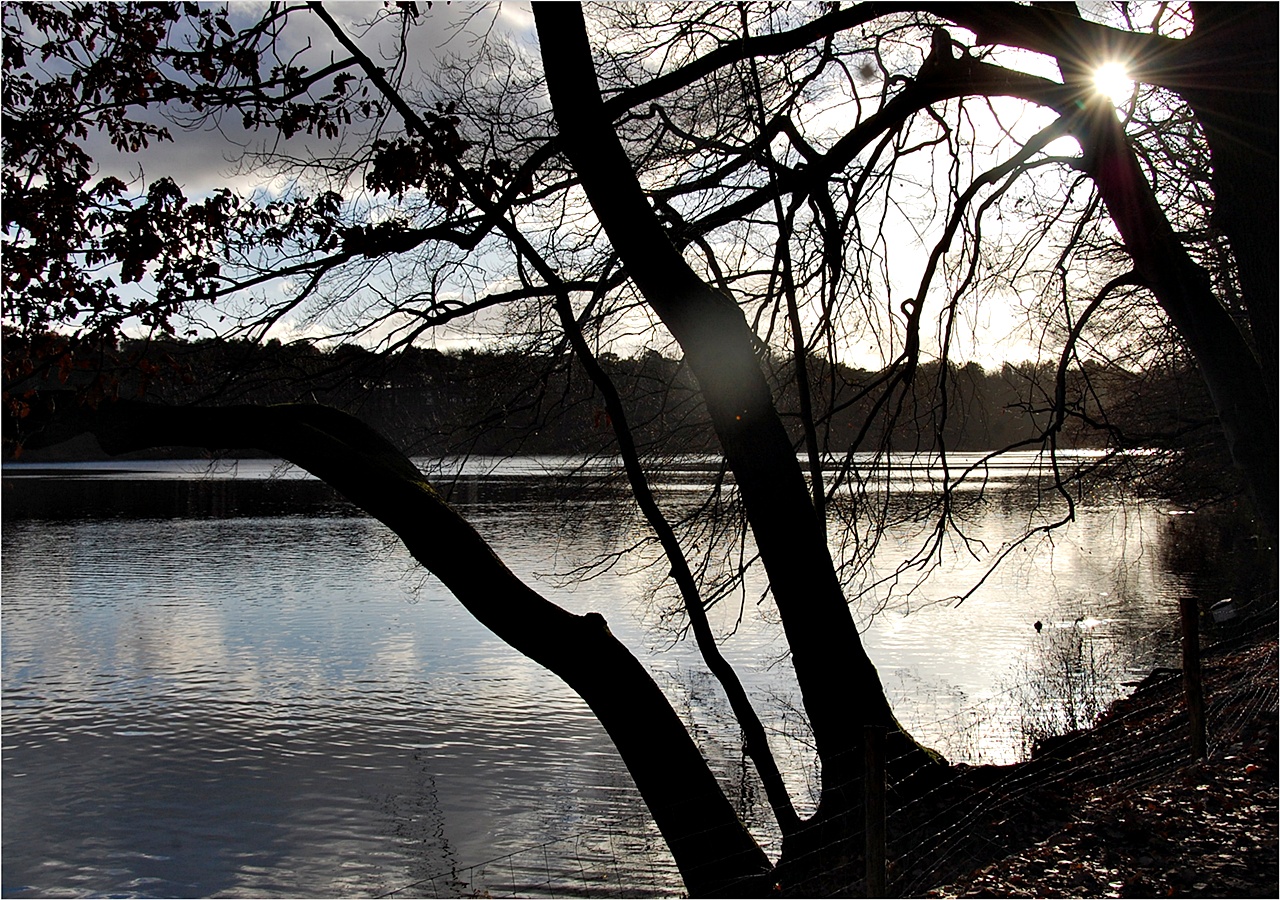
3, 474, 1190, 897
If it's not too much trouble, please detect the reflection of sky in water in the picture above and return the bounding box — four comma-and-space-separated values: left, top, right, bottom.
4, 514, 674, 897
2, 459, 1186, 896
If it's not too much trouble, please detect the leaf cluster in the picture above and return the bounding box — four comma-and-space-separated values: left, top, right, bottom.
1, 3, 389, 414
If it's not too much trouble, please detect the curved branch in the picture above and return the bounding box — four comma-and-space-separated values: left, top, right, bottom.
549, 281, 802, 836
15, 394, 771, 898
1050, 270, 1147, 439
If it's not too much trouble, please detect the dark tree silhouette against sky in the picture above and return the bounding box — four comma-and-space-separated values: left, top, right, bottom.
4, 3, 1274, 895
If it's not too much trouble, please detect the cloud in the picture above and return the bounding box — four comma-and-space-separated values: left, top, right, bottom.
73, 2, 527, 198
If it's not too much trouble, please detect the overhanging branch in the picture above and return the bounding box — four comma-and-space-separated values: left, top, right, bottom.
11, 394, 772, 897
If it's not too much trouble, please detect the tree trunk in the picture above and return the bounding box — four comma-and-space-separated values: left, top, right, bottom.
1058, 22, 1279, 541
532, 4, 932, 821
32, 397, 772, 897
931, 2, 1278, 538
1182, 3, 1278, 407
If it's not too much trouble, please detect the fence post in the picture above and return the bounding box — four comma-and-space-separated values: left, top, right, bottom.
864, 725, 886, 898
1179, 597, 1206, 759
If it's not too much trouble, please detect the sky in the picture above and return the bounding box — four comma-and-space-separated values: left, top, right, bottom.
32, 1, 1158, 371
86, 2, 523, 196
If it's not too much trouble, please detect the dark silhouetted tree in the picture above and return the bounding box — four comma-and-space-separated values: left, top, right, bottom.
4, 2, 1274, 895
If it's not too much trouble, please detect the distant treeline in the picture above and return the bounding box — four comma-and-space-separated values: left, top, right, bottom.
17, 337, 1220, 467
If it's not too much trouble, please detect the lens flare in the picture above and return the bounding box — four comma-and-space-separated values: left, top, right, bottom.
1093, 62, 1133, 105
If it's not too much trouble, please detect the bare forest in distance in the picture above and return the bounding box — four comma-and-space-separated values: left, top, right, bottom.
12, 334, 1222, 472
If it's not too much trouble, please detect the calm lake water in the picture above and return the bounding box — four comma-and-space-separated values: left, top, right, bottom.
2, 453, 1194, 897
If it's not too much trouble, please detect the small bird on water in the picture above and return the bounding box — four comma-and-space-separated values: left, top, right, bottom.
1034, 620, 1043, 632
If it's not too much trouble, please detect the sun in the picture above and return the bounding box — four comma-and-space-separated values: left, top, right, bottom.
1092, 62, 1134, 105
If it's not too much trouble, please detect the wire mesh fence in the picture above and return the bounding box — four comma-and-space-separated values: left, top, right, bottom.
370, 592, 1276, 899
374, 811, 684, 898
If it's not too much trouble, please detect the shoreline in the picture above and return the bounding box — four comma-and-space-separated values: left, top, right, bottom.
914, 625, 1278, 897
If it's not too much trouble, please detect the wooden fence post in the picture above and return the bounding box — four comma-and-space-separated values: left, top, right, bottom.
864, 725, 887, 898
1179, 597, 1207, 759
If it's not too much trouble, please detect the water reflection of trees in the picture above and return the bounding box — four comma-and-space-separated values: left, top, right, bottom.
464, 467, 1199, 774
1009, 621, 1125, 758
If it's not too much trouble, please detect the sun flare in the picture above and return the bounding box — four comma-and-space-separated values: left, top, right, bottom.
1093, 62, 1134, 105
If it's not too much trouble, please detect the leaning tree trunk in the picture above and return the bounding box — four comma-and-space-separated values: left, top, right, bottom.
1048, 8, 1279, 543
931, 1, 1279, 540
1183, 2, 1278, 410
533, 5, 943, 890
20, 397, 773, 897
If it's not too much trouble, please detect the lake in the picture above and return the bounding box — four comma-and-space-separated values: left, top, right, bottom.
2, 453, 1197, 897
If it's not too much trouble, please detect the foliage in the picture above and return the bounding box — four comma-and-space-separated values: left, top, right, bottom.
3, 2, 376, 408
